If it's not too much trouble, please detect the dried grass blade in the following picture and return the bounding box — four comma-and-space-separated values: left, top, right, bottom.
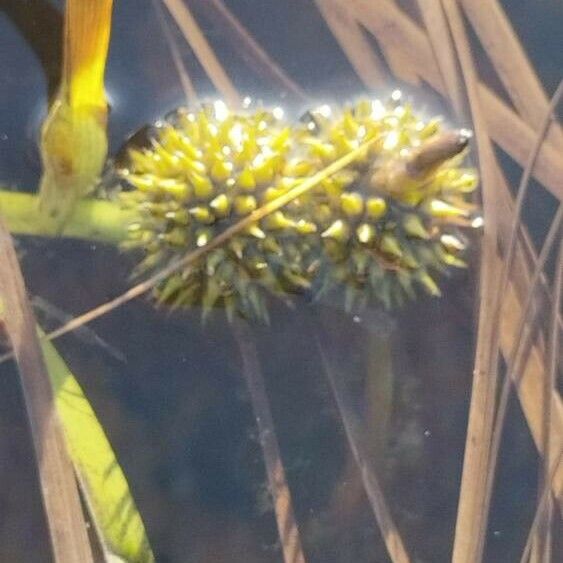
316, 333, 411, 563
480, 86, 563, 201
347, 0, 563, 201
348, 0, 444, 91
192, 0, 308, 102
160, 0, 240, 106
500, 278, 563, 501
532, 242, 562, 561
0, 217, 93, 562
315, 0, 387, 89
346, 0, 421, 86
478, 82, 563, 536
152, 0, 198, 105
519, 451, 563, 563
416, 0, 465, 114
0, 138, 377, 362
460, 0, 563, 149
438, 1, 505, 561
233, 321, 307, 563
484, 204, 562, 537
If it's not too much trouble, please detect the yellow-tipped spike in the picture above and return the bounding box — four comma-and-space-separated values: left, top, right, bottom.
196, 229, 212, 247
427, 199, 469, 218
416, 271, 441, 296
210, 155, 233, 182
262, 211, 296, 230
440, 234, 466, 251
403, 214, 430, 239
245, 225, 266, 239
380, 233, 403, 258
209, 194, 231, 217
295, 219, 317, 235
234, 195, 257, 215
251, 155, 275, 184
190, 172, 214, 199
356, 223, 376, 245
236, 167, 256, 191
322, 220, 350, 243
340, 192, 364, 217
366, 197, 387, 219
39, 0, 114, 231
188, 207, 214, 224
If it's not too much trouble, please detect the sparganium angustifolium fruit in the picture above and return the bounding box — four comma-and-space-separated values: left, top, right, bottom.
118, 96, 479, 321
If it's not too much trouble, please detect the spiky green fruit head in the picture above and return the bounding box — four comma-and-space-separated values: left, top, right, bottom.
118, 96, 479, 320
118, 101, 319, 322
297, 95, 479, 311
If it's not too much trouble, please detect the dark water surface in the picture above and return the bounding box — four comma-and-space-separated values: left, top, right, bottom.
0, 1, 561, 562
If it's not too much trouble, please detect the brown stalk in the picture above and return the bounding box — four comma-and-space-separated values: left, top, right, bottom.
315, 0, 388, 90
437, 1, 505, 562
0, 139, 377, 364
478, 81, 563, 541
348, 0, 563, 201
0, 218, 93, 563
520, 451, 563, 563
481, 89, 563, 199
191, 0, 308, 102
152, 0, 198, 105
484, 204, 562, 535
316, 332, 411, 563
460, 0, 563, 149
233, 321, 306, 563
343, 0, 420, 86
160, 0, 240, 106
415, 0, 465, 115
532, 242, 562, 561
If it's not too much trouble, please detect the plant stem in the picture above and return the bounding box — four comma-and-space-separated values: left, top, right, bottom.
0, 190, 139, 244
315, 322, 410, 563
233, 319, 307, 563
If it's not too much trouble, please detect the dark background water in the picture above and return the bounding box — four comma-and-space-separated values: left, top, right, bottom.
0, 1, 561, 562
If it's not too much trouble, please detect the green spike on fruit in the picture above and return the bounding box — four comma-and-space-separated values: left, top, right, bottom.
366, 197, 387, 219
189, 206, 215, 224
403, 214, 430, 239
322, 220, 350, 243
209, 194, 231, 217
119, 100, 478, 320
190, 172, 214, 199
416, 271, 441, 296
234, 195, 257, 215
237, 167, 256, 190
356, 223, 376, 245
427, 199, 468, 218
380, 233, 403, 258
340, 192, 364, 216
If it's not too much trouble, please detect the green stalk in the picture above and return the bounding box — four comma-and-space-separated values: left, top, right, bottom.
41, 331, 155, 563
0, 190, 138, 244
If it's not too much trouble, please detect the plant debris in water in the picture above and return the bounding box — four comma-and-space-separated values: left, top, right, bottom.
117, 95, 479, 321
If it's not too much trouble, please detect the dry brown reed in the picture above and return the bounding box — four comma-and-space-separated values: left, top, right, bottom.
234, 321, 307, 563
161, 0, 240, 106
152, 0, 198, 105
0, 219, 93, 562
